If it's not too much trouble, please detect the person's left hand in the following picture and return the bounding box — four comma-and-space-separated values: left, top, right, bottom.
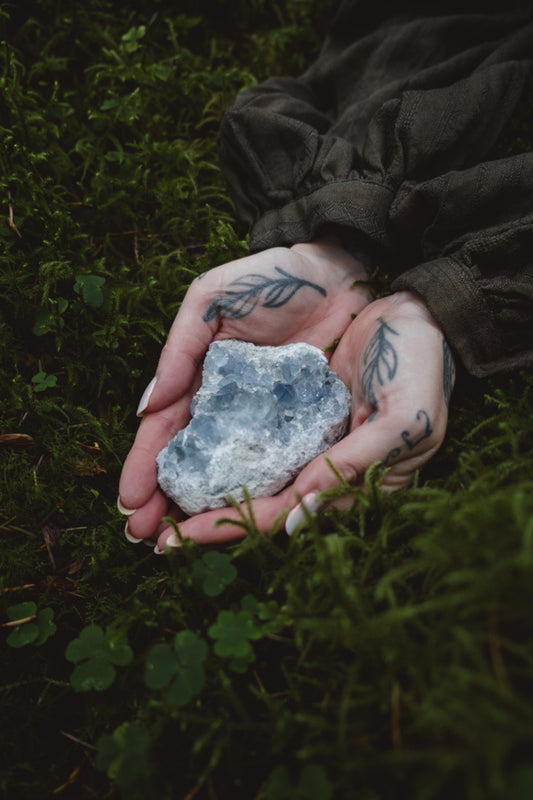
132, 290, 454, 549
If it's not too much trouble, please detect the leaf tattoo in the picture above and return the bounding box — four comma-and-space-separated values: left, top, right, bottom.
361, 318, 399, 407
202, 267, 326, 322
442, 338, 454, 408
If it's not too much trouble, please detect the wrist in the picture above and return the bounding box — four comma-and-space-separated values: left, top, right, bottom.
375, 291, 443, 331
290, 237, 373, 307
290, 237, 369, 280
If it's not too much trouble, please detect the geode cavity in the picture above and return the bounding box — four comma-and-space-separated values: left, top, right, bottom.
156, 340, 351, 514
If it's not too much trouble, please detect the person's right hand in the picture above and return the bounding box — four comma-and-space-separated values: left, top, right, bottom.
118, 236, 373, 546
284, 289, 455, 524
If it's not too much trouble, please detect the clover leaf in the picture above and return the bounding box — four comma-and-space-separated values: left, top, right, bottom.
240, 594, 280, 633
32, 371, 58, 392
207, 595, 282, 672
208, 608, 261, 660
32, 608, 57, 645
192, 551, 237, 596
144, 643, 177, 690
6, 602, 56, 647
74, 274, 106, 308
265, 764, 333, 800
32, 309, 56, 336
145, 630, 208, 706
96, 721, 149, 800
65, 624, 133, 691
32, 297, 68, 335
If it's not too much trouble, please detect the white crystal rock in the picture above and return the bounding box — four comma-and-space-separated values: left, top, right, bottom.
156, 340, 351, 515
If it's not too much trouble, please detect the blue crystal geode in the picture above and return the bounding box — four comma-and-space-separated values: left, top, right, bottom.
156, 340, 351, 514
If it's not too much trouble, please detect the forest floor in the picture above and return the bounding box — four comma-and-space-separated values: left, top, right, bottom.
1, 2, 533, 799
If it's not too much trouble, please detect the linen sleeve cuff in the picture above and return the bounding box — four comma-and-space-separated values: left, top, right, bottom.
391, 257, 533, 377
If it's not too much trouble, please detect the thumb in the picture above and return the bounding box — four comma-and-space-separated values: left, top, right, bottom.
138, 292, 215, 416
285, 418, 409, 534
294, 419, 392, 495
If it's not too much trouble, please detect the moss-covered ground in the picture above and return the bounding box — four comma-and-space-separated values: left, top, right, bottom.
1, 2, 533, 798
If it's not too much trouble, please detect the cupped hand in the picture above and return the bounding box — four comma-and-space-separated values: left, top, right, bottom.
118, 237, 372, 546
123, 288, 454, 549
286, 290, 455, 524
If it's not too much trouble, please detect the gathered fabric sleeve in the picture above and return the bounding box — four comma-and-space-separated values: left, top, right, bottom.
217, 0, 533, 377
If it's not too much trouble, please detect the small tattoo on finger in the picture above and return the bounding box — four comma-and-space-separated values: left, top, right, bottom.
383, 409, 433, 467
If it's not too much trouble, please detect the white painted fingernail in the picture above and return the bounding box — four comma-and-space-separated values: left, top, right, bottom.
117, 496, 137, 516
136, 376, 157, 416
124, 522, 142, 544
285, 492, 321, 536
143, 539, 156, 549
153, 544, 165, 555
165, 533, 182, 549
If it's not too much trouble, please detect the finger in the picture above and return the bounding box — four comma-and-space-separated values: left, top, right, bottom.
125, 488, 170, 541
290, 422, 384, 500
154, 408, 435, 547
140, 281, 218, 414
119, 392, 193, 509
154, 503, 186, 537
156, 487, 293, 549
290, 410, 439, 505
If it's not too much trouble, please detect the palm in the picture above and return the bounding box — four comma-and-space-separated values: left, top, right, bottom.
314, 293, 451, 492
121, 290, 452, 548
119, 238, 372, 539
200, 244, 371, 352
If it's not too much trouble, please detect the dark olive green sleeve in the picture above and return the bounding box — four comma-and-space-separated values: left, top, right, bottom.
217, 1, 533, 377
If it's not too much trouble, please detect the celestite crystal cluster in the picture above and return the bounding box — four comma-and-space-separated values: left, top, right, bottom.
156, 340, 351, 515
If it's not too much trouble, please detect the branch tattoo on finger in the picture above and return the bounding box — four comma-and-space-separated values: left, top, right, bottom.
202, 267, 326, 322
361, 318, 399, 407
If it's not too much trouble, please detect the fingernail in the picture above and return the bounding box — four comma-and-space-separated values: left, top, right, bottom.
165, 532, 182, 549
285, 492, 321, 536
117, 496, 137, 516
153, 544, 166, 555
124, 522, 142, 544
143, 539, 156, 549
136, 377, 157, 417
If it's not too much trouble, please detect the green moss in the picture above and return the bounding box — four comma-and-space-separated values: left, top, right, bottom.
1, 2, 533, 799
